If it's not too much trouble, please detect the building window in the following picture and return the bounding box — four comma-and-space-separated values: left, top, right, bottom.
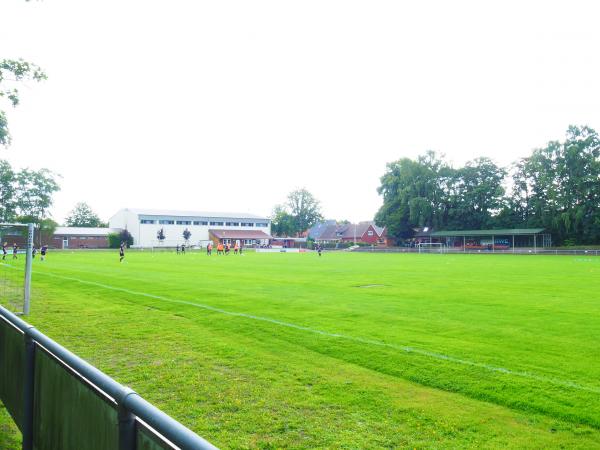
140, 219, 155, 224
256, 223, 268, 227
225, 222, 240, 227
159, 220, 175, 225
193, 221, 208, 226
176, 220, 191, 225
241, 222, 255, 227
210, 221, 224, 226
80, 237, 87, 240
367, 230, 374, 236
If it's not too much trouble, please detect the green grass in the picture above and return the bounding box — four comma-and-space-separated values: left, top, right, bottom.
2, 250, 600, 448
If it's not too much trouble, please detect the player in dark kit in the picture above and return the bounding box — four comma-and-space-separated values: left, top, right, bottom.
2, 242, 7, 260
12, 243, 18, 259
181, 244, 185, 254
40, 245, 48, 261
119, 242, 125, 262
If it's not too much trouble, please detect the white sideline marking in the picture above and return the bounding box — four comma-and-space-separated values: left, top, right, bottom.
12, 265, 600, 394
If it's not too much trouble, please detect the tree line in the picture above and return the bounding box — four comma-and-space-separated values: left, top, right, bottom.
375, 125, 600, 245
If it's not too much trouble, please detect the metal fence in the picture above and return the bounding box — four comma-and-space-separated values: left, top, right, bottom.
352, 247, 600, 256
0, 305, 218, 450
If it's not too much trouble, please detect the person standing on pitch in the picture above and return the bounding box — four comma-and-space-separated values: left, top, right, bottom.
206, 242, 212, 256
40, 245, 48, 261
317, 244, 322, 257
176, 244, 180, 254
119, 241, 126, 263
2, 242, 7, 260
32, 246, 37, 259
181, 243, 185, 254
234, 242, 239, 255
12, 243, 18, 259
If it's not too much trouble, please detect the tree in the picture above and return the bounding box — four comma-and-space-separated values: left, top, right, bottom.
0, 160, 16, 221
65, 202, 104, 227
157, 228, 165, 244
183, 228, 191, 245
447, 157, 506, 230
119, 229, 134, 247
14, 168, 60, 222
270, 205, 296, 237
0, 59, 47, 147
286, 188, 323, 234
375, 151, 452, 240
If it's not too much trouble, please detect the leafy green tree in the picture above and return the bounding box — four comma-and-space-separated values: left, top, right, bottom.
108, 233, 121, 248
183, 228, 191, 245
286, 188, 323, 235
0, 59, 47, 147
14, 168, 60, 222
447, 157, 506, 230
65, 202, 104, 227
271, 205, 296, 236
375, 151, 452, 239
519, 126, 600, 244
120, 229, 134, 247
0, 160, 16, 221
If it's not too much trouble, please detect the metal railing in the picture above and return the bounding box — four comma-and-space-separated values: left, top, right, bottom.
0, 304, 218, 450
352, 247, 600, 256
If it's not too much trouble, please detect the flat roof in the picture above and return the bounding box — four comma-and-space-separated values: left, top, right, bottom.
123, 208, 269, 220
431, 228, 545, 237
209, 229, 272, 240
54, 227, 121, 236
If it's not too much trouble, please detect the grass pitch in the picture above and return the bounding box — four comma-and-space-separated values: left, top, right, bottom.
2, 250, 600, 448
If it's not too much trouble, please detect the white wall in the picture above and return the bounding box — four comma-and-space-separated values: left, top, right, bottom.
109, 209, 271, 247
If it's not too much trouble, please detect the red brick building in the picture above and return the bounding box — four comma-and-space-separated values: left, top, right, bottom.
208, 229, 272, 247
52, 227, 121, 249
308, 221, 390, 246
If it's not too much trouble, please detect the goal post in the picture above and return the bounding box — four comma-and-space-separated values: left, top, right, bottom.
0, 222, 34, 315
417, 242, 446, 254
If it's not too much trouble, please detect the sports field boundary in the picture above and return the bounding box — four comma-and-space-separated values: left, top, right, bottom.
23, 266, 600, 396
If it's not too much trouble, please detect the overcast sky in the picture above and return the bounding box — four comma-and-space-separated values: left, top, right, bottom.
1, 0, 599, 224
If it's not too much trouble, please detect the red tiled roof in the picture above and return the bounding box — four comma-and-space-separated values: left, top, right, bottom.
209, 229, 272, 239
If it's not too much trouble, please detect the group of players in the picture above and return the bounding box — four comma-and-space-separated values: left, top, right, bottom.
2, 242, 48, 261
206, 242, 242, 256
116, 240, 323, 262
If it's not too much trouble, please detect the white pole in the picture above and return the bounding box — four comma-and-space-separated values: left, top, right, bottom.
23, 223, 34, 315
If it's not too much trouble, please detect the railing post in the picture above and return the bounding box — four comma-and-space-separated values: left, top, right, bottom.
22, 332, 36, 450
118, 387, 137, 450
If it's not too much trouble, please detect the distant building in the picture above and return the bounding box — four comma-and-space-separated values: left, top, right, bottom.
109, 208, 271, 247
52, 227, 120, 249
308, 221, 390, 246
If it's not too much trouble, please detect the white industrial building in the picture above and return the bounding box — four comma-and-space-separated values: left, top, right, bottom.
109, 208, 272, 248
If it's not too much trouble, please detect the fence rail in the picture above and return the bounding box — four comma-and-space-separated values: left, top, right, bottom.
0, 304, 218, 450
351, 247, 600, 256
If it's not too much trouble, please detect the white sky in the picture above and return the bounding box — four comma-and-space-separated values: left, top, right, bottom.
1, 0, 599, 224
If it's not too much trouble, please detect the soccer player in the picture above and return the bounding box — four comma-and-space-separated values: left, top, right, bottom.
2, 242, 7, 260
32, 246, 37, 259
225, 243, 230, 255
206, 242, 212, 256
119, 241, 125, 263
317, 244, 322, 257
234, 242, 239, 254
13, 243, 18, 259
181, 244, 185, 254
40, 245, 48, 261
217, 243, 223, 255
176, 244, 180, 254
